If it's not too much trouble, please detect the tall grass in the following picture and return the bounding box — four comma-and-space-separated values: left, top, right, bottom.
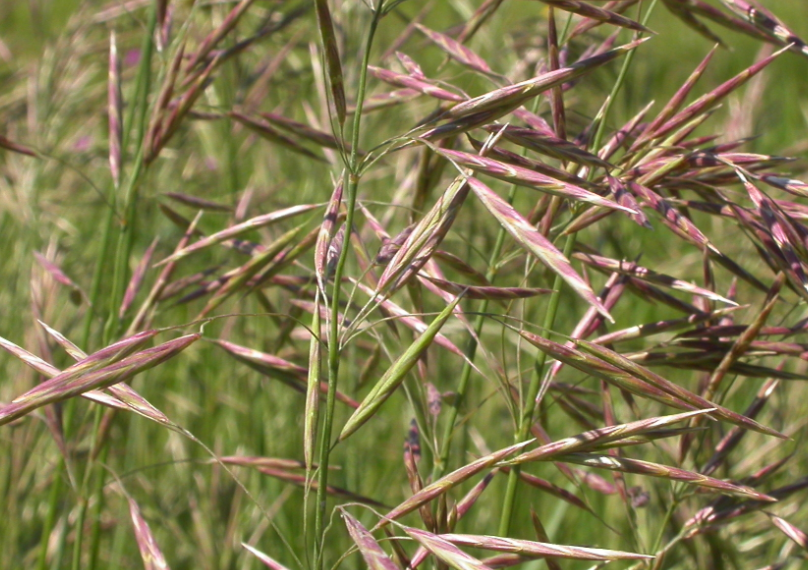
2, 1, 808, 569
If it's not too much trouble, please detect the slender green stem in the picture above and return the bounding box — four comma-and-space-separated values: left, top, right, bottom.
67, 7, 159, 570
45, 188, 117, 570
36, 468, 62, 570
434, 184, 516, 478
434, 64, 554, 479
498, 232, 577, 536
498, 0, 659, 536
87, 444, 110, 570
104, 4, 159, 342
314, 6, 381, 569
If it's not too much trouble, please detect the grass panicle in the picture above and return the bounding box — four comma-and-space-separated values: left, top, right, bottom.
5, 1, 808, 569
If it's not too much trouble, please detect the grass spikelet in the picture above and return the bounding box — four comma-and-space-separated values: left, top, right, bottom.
510, 410, 711, 465
0, 334, 198, 426
414, 24, 494, 75
483, 125, 612, 169
436, 38, 647, 123
468, 178, 613, 320
378, 440, 532, 525
518, 329, 706, 408
315, 179, 344, 292
376, 176, 469, 297
196, 224, 306, 318
260, 111, 349, 151
701, 271, 785, 401
186, 0, 257, 71
529, 511, 561, 570
575, 340, 785, 438
0, 331, 127, 411
0, 332, 64, 377
369, 66, 466, 102
395, 51, 425, 78
217, 456, 307, 470
402, 527, 494, 570
351, 280, 466, 358
539, 0, 651, 33
606, 176, 650, 228
573, 251, 738, 305
721, 0, 808, 57
420, 275, 551, 301
305, 294, 323, 469
766, 513, 808, 550
439, 534, 653, 562
36, 321, 174, 424
119, 238, 158, 319
108, 31, 122, 188
649, 46, 788, 143
163, 192, 232, 212
340, 295, 461, 441
156, 204, 318, 266
342, 511, 401, 570
314, 0, 346, 126
126, 494, 171, 570
627, 182, 769, 291
33, 251, 85, 304
466, 137, 593, 188
129, 212, 202, 333
456, 471, 497, 519
432, 250, 490, 285
761, 175, 808, 198
231, 111, 326, 161
375, 226, 413, 265
444, 150, 628, 212
556, 453, 775, 501
242, 544, 291, 570
545, 271, 626, 380
148, 54, 219, 162
32, 329, 159, 384
214, 339, 359, 408
145, 40, 185, 156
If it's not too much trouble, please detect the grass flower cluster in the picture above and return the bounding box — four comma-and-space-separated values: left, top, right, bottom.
2, 0, 808, 569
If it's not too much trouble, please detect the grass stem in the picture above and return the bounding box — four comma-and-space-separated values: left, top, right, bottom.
314, 5, 381, 568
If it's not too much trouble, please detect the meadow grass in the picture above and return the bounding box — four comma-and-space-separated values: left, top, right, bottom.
2, 1, 808, 569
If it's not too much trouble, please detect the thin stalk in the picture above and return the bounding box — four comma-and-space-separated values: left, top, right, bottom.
38, 24, 132, 570
104, 4, 159, 341
497, 233, 577, 536
433, 184, 516, 477
87, 444, 110, 570
651, 496, 680, 558
433, 69, 555, 480
67, 6, 159, 570
497, 0, 658, 536
313, 5, 381, 569
35, 468, 62, 570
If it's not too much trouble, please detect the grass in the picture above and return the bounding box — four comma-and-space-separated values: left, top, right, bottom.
3, 0, 808, 569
